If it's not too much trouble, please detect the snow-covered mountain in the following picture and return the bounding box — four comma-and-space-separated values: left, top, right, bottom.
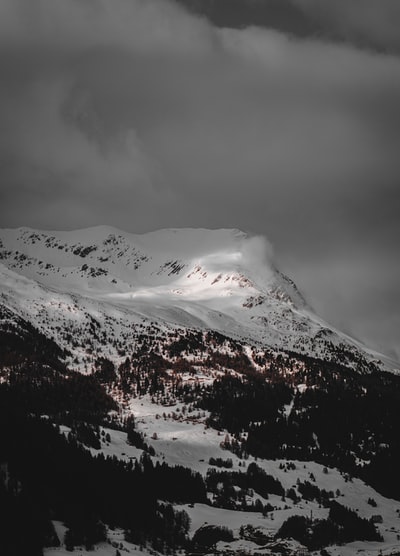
2, 226, 400, 556
0, 225, 397, 374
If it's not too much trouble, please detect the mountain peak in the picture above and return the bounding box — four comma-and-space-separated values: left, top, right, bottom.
0, 225, 281, 302
0, 225, 397, 373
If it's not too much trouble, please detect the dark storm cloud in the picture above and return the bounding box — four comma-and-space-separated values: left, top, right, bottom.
175, 0, 400, 55
173, 0, 318, 37
293, 0, 400, 53
0, 0, 399, 359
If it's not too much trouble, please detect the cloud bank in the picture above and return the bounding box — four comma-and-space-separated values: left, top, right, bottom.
294, 0, 400, 53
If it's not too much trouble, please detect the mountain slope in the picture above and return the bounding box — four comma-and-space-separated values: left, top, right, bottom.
2, 226, 400, 556
0, 225, 396, 374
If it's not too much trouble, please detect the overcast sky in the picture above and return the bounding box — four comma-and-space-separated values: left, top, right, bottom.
0, 0, 399, 361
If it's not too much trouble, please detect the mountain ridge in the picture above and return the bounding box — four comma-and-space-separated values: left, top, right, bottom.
0, 225, 398, 374
2, 226, 400, 556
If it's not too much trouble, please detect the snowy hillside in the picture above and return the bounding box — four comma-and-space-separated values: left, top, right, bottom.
0, 225, 396, 373
2, 226, 400, 556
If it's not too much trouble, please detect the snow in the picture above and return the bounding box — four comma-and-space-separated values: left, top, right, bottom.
1, 225, 397, 372
2, 225, 400, 555
27, 386, 400, 556
44, 525, 157, 556
65, 389, 400, 556
179, 502, 274, 536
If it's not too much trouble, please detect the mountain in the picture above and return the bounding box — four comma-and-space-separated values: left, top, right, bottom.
0, 226, 396, 374
1, 226, 400, 556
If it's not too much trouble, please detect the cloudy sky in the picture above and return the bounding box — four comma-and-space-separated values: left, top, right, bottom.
0, 0, 399, 360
